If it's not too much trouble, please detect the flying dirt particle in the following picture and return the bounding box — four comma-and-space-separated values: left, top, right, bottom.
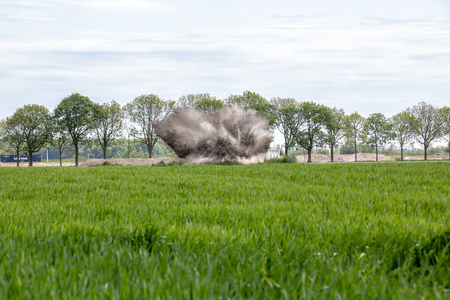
154, 107, 273, 164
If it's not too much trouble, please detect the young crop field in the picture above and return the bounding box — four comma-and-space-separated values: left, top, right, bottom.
1, 162, 450, 299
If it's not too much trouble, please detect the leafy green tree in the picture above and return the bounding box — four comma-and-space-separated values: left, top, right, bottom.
195, 98, 224, 113
50, 114, 73, 166
125, 94, 175, 158
440, 106, 450, 161
94, 100, 125, 159
294, 101, 332, 163
226, 91, 276, 129
364, 113, 391, 162
343, 112, 366, 162
317, 148, 329, 155
55, 132, 72, 166
53, 93, 104, 167
0, 121, 6, 156
324, 107, 345, 162
0, 113, 26, 167
0, 137, 12, 156
390, 111, 417, 161
177, 93, 224, 113
409, 102, 444, 161
271, 97, 300, 156
16, 104, 54, 167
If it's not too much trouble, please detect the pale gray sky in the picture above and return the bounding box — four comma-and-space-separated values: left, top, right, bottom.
1, 0, 449, 120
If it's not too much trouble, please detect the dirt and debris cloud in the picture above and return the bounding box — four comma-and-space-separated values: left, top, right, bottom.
154, 107, 273, 164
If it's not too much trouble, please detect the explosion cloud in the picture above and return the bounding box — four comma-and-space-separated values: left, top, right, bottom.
154, 107, 273, 164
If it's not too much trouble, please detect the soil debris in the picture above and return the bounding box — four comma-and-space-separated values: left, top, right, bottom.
154, 107, 273, 164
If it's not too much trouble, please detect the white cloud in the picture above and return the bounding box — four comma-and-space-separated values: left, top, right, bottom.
0, 15, 449, 119
0, 0, 54, 7
0, 0, 171, 12
60, 0, 172, 12
6, 12, 56, 21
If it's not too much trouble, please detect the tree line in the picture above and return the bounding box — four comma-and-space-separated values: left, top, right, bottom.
1, 91, 449, 166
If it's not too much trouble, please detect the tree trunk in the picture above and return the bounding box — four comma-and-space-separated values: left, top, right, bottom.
285, 137, 289, 156
29, 152, 33, 167
59, 150, 62, 167
127, 136, 131, 159
401, 145, 404, 161
75, 143, 79, 167
330, 147, 334, 162
448, 140, 450, 161
147, 143, 153, 158
424, 145, 427, 161
16, 148, 20, 167
307, 148, 312, 163
376, 145, 378, 162
354, 143, 357, 162
102, 138, 108, 159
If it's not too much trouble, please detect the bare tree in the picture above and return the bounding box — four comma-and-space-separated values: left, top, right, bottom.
409, 102, 444, 161
125, 94, 175, 158
94, 100, 125, 159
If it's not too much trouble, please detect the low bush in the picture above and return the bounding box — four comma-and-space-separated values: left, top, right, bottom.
215, 160, 240, 166
265, 155, 297, 164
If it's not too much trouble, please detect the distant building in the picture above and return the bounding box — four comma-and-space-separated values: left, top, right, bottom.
267, 149, 280, 159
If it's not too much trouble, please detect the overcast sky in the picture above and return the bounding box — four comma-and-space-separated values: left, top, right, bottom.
1, 0, 449, 120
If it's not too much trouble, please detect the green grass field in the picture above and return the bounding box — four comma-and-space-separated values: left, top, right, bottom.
1, 163, 450, 299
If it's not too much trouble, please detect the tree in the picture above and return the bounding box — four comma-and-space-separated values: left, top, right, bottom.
324, 107, 345, 162
177, 93, 224, 113
226, 91, 276, 129
53, 93, 104, 167
271, 97, 300, 156
0, 113, 26, 167
440, 106, 450, 161
364, 113, 391, 162
0, 136, 12, 156
409, 102, 444, 161
294, 101, 331, 163
51, 116, 72, 167
55, 132, 72, 167
343, 112, 366, 162
390, 111, 417, 161
14, 104, 53, 167
125, 94, 175, 158
94, 100, 125, 159
195, 97, 224, 113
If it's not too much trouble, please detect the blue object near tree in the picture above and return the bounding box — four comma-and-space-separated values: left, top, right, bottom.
0, 154, 42, 163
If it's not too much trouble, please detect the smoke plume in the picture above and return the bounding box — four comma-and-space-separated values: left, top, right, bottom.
154, 107, 273, 164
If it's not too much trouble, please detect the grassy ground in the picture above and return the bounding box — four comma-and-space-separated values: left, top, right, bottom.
0, 156, 88, 165
1, 163, 450, 299
42, 157, 89, 163
386, 153, 449, 160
